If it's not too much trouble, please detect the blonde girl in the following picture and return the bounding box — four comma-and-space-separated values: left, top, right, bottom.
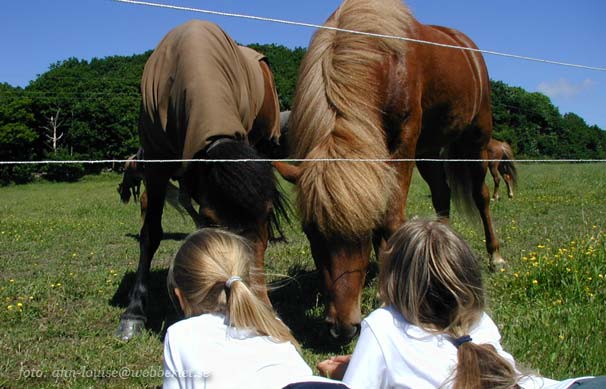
163, 228, 313, 389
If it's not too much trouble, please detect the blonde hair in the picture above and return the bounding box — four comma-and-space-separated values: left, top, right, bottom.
167, 228, 299, 348
380, 219, 519, 389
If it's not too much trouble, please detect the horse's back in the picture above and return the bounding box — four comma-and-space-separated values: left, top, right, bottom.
414, 23, 492, 147
140, 20, 267, 161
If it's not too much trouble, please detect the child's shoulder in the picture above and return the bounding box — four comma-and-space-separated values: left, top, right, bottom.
365, 305, 404, 323
166, 313, 226, 338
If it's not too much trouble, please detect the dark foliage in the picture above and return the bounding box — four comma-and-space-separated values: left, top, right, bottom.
0, 46, 604, 185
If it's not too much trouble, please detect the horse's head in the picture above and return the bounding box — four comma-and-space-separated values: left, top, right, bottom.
117, 182, 131, 203
186, 138, 289, 297
304, 222, 371, 342
274, 161, 381, 343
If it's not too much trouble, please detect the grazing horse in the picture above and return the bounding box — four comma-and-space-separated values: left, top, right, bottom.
487, 138, 518, 201
116, 20, 286, 340
273, 0, 503, 341
117, 148, 203, 226
117, 149, 144, 204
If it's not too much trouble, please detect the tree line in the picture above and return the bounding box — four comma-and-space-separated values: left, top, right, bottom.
1, 44, 604, 184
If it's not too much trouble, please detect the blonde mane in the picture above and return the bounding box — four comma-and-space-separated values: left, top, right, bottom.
289, 0, 413, 238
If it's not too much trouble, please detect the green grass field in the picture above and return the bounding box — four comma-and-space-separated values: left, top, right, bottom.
1, 163, 605, 387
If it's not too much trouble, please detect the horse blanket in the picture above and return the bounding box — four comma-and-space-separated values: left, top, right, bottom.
139, 20, 280, 163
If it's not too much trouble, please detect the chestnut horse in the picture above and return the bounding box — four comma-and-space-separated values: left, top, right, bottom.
487, 138, 518, 201
273, 0, 503, 341
116, 20, 286, 340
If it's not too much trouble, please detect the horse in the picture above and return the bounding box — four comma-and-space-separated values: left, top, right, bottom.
272, 0, 504, 341
116, 20, 287, 340
117, 148, 203, 227
117, 150, 144, 204
487, 138, 518, 201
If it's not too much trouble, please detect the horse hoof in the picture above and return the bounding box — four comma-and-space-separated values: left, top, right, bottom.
490, 260, 508, 273
116, 319, 145, 341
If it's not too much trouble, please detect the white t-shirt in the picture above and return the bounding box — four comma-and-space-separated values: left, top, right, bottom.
163, 313, 314, 389
343, 306, 584, 389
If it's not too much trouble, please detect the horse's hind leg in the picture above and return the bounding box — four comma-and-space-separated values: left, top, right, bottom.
469, 155, 506, 270
489, 162, 500, 201
117, 168, 170, 340
502, 172, 514, 199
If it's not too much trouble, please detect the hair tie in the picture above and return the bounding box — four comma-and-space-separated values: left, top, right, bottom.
225, 275, 242, 289
453, 335, 473, 347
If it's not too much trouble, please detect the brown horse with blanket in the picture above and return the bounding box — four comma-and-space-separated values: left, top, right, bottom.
273, 0, 504, 341
117, 20, 287, 340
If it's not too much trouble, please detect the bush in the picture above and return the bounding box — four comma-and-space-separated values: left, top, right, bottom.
43, 149, 86, 182
0, 164, 38, 185
11, 164, 38, 184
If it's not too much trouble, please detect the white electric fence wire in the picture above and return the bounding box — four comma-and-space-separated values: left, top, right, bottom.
2, 158, 605, 165
112, 0, 606, 72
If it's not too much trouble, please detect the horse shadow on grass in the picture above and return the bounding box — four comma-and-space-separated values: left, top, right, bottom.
110, 268, 181, 341
110, 249, 379, 351
269, 260, 379, 353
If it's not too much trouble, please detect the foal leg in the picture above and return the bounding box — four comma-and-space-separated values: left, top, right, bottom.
489, 162, 500, 201
503, 173, 514, 199
117, 169, 170, 340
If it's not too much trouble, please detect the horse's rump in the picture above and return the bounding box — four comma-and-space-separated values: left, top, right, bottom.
139, 20, 278, 163
290, 0, 413, 238
494, 140, 518, 187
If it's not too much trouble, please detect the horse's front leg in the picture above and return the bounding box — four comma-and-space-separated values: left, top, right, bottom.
416, 148, 452, 224
378, 111, 422, 243
117, 171, 169, 340
246, 220, 271, 305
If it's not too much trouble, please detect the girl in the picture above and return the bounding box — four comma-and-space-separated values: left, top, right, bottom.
318, 219, 600, 388
163, 228, 322, 389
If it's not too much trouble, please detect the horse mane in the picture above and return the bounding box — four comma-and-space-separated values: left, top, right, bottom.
289, 0, 412, 238
203, 140, 289, 241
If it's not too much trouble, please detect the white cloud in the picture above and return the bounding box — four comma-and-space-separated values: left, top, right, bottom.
537, 78, 596, 99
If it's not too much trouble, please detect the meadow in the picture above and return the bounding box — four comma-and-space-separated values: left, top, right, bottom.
1, 163, 605, 388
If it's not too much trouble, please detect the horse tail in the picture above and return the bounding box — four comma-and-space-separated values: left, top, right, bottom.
443, 145, 481, 220
289, 0, 411, 238
498, 142, 518, 188
204, 140, 289, 241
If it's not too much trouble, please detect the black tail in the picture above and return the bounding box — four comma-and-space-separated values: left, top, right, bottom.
203, 140, 289, 241
443, 144, 481, 220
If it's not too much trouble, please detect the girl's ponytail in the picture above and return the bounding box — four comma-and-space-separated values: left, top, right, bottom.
453, 339, 519, 389
169, 228, 298, 348
225, 277, 299, 348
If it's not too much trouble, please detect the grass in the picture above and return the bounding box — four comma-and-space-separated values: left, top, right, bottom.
1, 163, 605, 387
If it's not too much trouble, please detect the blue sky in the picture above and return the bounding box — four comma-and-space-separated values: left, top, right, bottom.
2, 0, 605, 129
